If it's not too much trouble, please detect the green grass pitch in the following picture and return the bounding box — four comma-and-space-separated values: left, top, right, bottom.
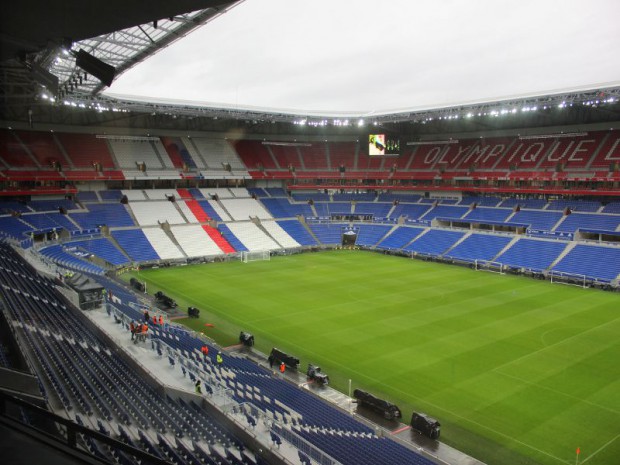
125, 250, 620, 465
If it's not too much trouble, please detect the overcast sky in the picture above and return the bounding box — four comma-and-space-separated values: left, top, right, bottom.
105, 0, 620, 115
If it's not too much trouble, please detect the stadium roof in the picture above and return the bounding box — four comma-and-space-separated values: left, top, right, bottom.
1, 0, 620, 131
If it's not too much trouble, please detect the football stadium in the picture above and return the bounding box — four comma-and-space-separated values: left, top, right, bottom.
0, 1, 619, 465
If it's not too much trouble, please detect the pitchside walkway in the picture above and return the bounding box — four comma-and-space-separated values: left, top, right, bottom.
87, 300, 484, 465
238, 346, 486, 465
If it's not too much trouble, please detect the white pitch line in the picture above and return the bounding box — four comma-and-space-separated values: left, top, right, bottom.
493, 370, 620, 415
491, 313, 620, 373
580, 433, 620, 464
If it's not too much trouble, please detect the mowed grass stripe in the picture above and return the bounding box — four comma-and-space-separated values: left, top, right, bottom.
128, 250, 620, 465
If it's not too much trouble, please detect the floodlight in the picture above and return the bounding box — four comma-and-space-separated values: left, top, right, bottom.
75, 49, 116, 87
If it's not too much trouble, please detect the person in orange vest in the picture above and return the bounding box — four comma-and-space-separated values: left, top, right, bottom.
153, 315, 158, 325
140, 323, 148, 342
129, 321, 135, 340
279, 361, 286, 374
159, 315, 164, 326
201, 345, 209, 358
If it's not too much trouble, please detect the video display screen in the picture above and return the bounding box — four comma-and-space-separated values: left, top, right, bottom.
368, 134, 400, 156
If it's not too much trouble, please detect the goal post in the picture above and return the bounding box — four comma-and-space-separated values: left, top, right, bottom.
240, 250, 271, 263
474, 259, 505, 274
549, 270, 587, 288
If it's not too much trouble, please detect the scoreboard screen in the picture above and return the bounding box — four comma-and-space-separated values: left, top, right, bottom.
368, 134, 400, 156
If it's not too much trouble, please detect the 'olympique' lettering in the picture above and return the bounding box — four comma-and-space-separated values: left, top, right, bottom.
413, 135, 620, 168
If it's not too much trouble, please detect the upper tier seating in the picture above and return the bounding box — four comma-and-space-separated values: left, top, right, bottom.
159, 136, 186, 169
14, 131, 64, 167
0, 129, 36, 167
190, 138, 246, 171
55, 133, 116, 168
299, 144, 328, 169
232, 139, 277, 169
495, 238, 566, 272
270, 144, 302, 169
589, 131, 620, 168
108, 139, 171, 169
328, 142, 356, 169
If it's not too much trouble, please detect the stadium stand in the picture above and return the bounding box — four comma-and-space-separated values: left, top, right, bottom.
70, 203, 134, 229
142, 228, 185, 259
224, 222, 281, 251
376, 226, 426, 250
277, 220, 318, 246
309, 223, 347, 244
170, 225, 225, 257
445, 233, 513, 262
403, 229, 466, 255
55, 133, 117, 169
260, 220, 300, 248
111, 229, 160, 262
554, 213, 620, 233
64, 237, 129, 266
220, 198, 273, 220
551, 244, 620, 282
495, 238, 567, 272
355, 224, 393, 247
129, 200, 186, 226
510, 209, 563, 231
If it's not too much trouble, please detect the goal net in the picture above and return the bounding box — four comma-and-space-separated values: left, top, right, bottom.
240, 250, 270, 263
474, 260, 505, 274
549, 270, 587, 288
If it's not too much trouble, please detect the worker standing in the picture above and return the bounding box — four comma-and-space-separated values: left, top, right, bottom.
216, 352, 223, 366
279, 361, 286, 374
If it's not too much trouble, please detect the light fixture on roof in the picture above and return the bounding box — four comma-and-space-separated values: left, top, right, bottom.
73, 49, 116, 87
518, 132, 587, 140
